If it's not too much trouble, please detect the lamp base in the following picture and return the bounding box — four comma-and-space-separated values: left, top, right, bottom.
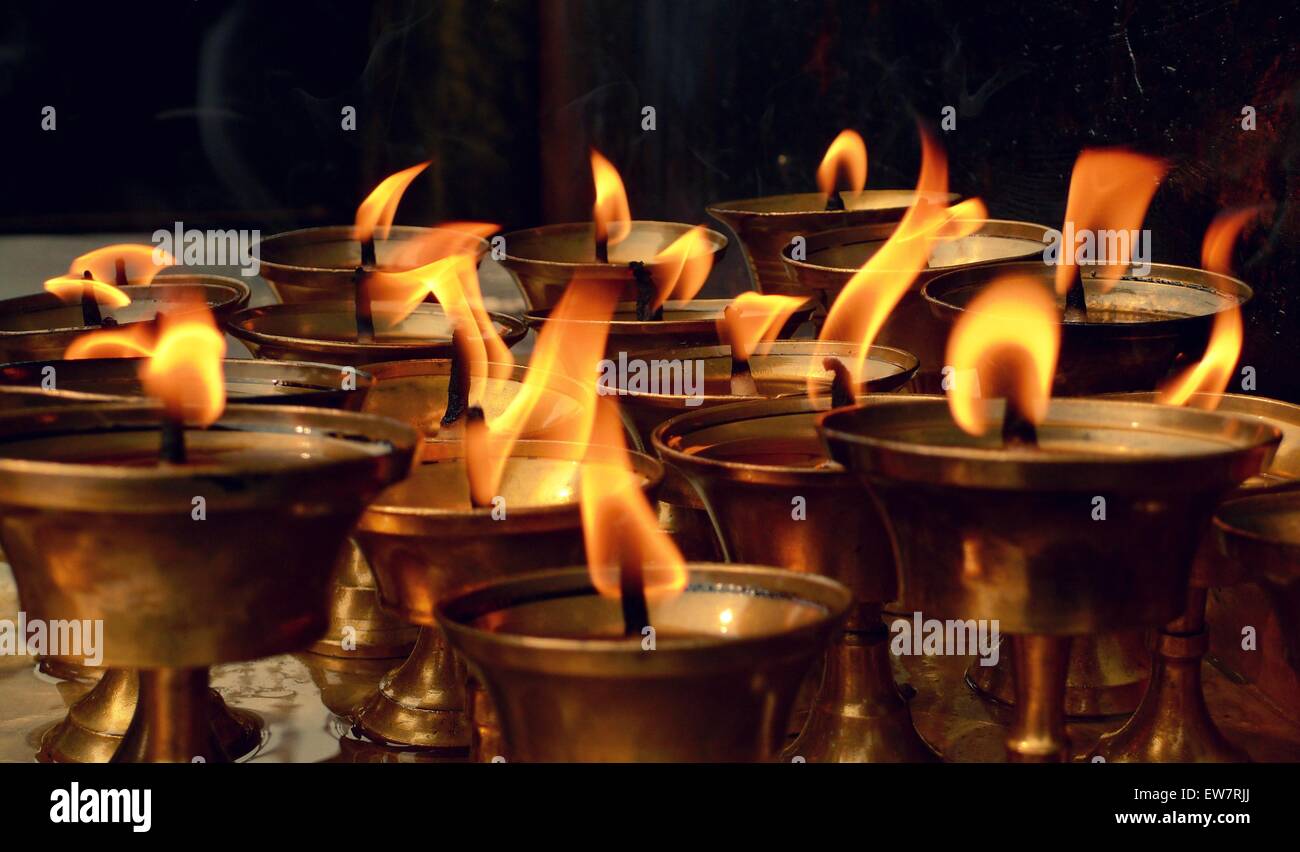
353, 627, 471, 752
780, 626, 940, 762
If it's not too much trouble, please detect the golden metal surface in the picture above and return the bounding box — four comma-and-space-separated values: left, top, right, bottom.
498, 221, 728, 311
350, 443, 665, 750
438, 564, 852, 762
654, 397, 934, 760
254, 225, 490, 304
707, 190, 958, 296
966, 629, 1150, 718
3, 561, 1297, 762
0, 357, 372, 410
922, 261, 1252, 395
225, 301, 527, 367
820, 396, 1278, 761
781, 218, 1051, 376
523, 298, 813, 357
37, 667, 263, 763
0, 274, 251, 364
0, 403, 416, 762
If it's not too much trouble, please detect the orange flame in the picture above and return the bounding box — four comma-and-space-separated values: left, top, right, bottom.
1154, 208, 1262, 409
65, 323, 156, 359
816, 129, 867, 204
580, 396, 686, 600
945, 275, 1060, 436
368, 252, 514, 377
353, 162, 431, 244
382, 221, 498, 271
1053, 148, 1167, 295
591, 149, 632, 251
464, 278, 618, 506
66, 298, 227, 425
68, 244, 176, 286
815, 128, 981, 396
719, 293, 809, 362
647, 225, 716, 309
43, 276, 132, 309
1200, 205, 1268, 275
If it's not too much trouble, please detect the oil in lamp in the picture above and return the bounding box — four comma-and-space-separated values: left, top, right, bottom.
818, 274, 1279, 761
499, 149, 727, 312
435, 392, 850, 761
255, 162, 493, 306
1087, 206, 1297, 761
707, 128, 959, 297
0, 243, 250, 363
0, 307, 418, 762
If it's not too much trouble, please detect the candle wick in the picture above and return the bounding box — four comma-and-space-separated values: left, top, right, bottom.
159, 415, 187, 465
441, 327, 470, 427
1001, 402, 1039, 448
620, 558, 650, 638
823, 357, 856, 408
463, 406, 491, 509
630, 261, 662, 321
721, 305, 758, 396
823, 191, 846, 212
79, 269, 102, 327
595, 234, 609, 263
353, 264, 375, 343
114, 257, 128, 288
1063, 267, 1089, 322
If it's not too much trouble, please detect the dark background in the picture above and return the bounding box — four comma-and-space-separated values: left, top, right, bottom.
1, 0, 1297, 396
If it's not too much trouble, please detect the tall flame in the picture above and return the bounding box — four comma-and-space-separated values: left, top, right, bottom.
464, 278, 617, 506
591, 149, 632, 252
1155, 207, 1264, 409
945, 275, 1060, 436
65, 298, 227, 425
580, 396, 687, 599
816, 130, 868, 204
383, 221, 499, 270
1200, 205, 1268, 275
1054, 148, 1167, 295
354, 162, 431, 244
368, 251, 514, 376
815, 128, 984, 395
647, 225, 716, 310
719, 293, 809, 362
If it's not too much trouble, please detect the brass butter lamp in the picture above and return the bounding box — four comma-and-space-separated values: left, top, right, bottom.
438, 564, 851, 762
350, 442, 664, 754
820, 397, 1278, 761
0, 274, 250, 364
654, 392, 937, 761
0, 403, 417, 762
1087, 392, 1300, 761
